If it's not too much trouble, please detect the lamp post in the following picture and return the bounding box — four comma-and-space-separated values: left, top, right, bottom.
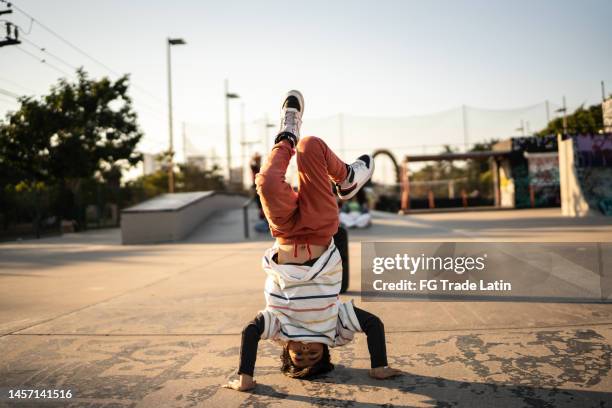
264, 113, 275, 153
166, 37, 186, 193
225, 79, 240, 182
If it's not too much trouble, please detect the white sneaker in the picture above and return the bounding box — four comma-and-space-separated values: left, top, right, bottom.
336, 155, 375, 200
274, 90, 304, 147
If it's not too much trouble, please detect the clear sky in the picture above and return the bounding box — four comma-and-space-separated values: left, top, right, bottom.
1, 0, 611, 176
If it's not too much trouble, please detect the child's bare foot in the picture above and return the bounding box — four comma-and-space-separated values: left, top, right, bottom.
223, 374, 257, 392
369, 366, 403, 379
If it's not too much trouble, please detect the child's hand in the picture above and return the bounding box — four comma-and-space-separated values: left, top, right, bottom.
223, 374, 256, 392
369, 366, 403, 379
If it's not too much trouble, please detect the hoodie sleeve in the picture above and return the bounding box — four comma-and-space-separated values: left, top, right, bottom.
259, 309, 281, 340
334, 300, 363, 346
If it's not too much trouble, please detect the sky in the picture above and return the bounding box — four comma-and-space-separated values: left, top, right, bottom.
0, 0, 611, 182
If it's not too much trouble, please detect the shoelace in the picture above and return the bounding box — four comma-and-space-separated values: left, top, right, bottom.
283, 110, 300, 132
344, 162, 364, 185
353, 160, 366, 172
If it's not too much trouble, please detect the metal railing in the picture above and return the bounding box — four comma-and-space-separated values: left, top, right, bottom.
242, 196, 255, 239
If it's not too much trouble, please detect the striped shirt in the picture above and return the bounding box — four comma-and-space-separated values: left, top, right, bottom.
259, 240, 362, 346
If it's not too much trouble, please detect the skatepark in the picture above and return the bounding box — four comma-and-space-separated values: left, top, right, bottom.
1, 2, 611, 406
1, 206, 611, 407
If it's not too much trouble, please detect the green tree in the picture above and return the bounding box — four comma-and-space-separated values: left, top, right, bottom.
538, 103, 605, 135
410, 141, 497, 200
0, 68, 143, 227
0, 68, 142, 184
177, 163, 225, 191
127, 161, 225, 200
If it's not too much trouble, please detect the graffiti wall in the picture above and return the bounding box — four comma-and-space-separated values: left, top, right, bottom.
575, 133, 612, 168
573, 134, 612, 215
509, 135, 560, 208
526, 152, 560, 207
512, 134, 558, 153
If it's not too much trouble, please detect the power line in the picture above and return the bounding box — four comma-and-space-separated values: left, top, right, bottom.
20, 37, 77, 71
0, 87, 19, 99
5, 0, 166, 106
0, 94, 18, 104
4, 0, 119, 75
0, 76, 37, 94
14, 45, 71, 77
7, 27, 166, 116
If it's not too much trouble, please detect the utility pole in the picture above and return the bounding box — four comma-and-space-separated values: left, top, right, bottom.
166, 37, 186, 193
554, 96, 568, 138
0, 4, 20, 48
516, 120, 525, 136
562, 96, 568, 136
462, 105, 469, 151
182, 122, 187, 164
0, 22, 21, 48
224, 79, 240, 182
263, 113, 275, 156
240, 102, 246, 183
602, 81, 609, 134
545, 100, 550, 125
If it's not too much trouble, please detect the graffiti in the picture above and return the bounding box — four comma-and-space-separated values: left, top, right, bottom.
527, 153, 559, 187
575, 133, 612, 168
512, 135, 557, 153
513, 163, 531, 208
526, 152, 560, 207
573, 134, 612, 215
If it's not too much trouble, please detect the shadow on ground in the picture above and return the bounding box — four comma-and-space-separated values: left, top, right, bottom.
248, 369, 612, 408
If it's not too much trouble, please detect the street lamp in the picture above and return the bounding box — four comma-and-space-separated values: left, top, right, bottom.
166, 37, 186, 193
225, 79, 240, 182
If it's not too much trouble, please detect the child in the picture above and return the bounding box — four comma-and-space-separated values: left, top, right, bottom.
339, 188, 372, 229
224, 90, 401, 392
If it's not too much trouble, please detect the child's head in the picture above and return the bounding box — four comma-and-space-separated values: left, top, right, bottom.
280, 341, 334, 379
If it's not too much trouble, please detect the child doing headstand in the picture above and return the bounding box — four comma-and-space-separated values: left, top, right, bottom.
224, 90, 401, 391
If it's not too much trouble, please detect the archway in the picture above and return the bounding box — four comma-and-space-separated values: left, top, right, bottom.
372, 149, 400, 184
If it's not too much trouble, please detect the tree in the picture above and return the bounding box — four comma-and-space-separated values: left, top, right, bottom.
177, 163, 225, 191
538, 102, 605, 135
409, 141, 497, 200
127, 161, 225, 200
0, 68, 142, 186
0, 68, 143, 227
0, 96, 54, 185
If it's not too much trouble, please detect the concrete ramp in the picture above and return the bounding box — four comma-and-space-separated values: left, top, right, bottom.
558, 135, 594, 216
558, 134, 612, 217
120, 191, 246, 244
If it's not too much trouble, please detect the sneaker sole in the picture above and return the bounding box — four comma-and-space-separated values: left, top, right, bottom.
282, 90, 305, 116
338, 155, 375, 200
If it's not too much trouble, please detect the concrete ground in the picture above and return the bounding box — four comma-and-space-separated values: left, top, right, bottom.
1, 208, 611, 407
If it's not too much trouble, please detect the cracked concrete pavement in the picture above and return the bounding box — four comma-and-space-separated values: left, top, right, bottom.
1, 208, 611, 407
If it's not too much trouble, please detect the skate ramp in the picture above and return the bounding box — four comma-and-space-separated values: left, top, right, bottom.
121, 191, 247, 244
185, 205, 274, 243
559, 134, 612, 216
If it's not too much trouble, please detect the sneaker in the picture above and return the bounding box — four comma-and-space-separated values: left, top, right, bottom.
274, 90, 304, 148
336, 154, 375, 200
